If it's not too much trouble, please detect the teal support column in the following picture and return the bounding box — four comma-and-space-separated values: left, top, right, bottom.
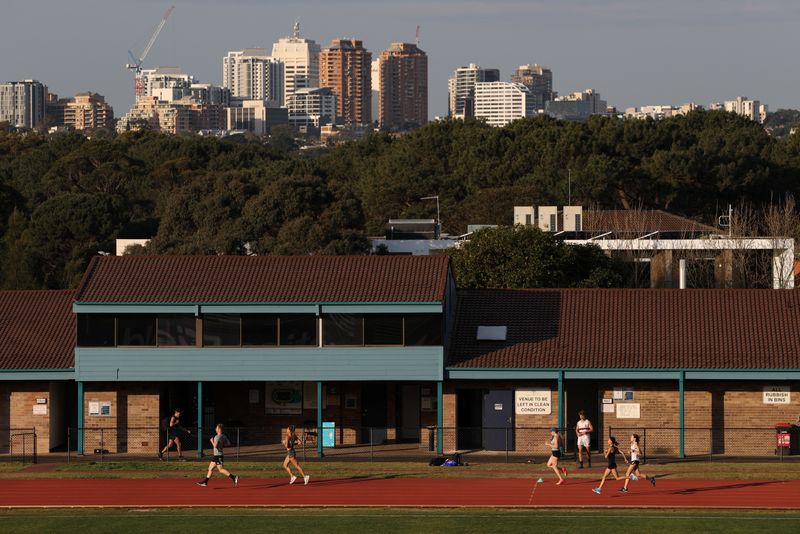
317, 381, 324, 458
197, 381, 203, 459
557, 370, 565, 431
77, 381, 84, 455
679, 370, 685, 459
436, 381, 444, 455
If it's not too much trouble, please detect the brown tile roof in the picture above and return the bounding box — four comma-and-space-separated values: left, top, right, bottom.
448, 288, 800, 370
76, 255, 451, 303
584, 210, 718, 235
0, 290, 75, 370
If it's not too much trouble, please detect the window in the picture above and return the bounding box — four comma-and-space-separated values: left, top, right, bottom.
280, 315, 317, 346
365, 315, 403, 345
203, 314, 240, 346
404, 314, 443, 346
242, 315, 278, 346
117, 315, 156, 346
157, 315, 196, 346
77, 314, 115, 347
323, 314, 363, 346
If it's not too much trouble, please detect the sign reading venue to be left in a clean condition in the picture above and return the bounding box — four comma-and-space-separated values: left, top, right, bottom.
515, 390, 551, 415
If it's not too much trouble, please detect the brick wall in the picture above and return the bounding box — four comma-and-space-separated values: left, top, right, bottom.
6, 383, 51, 455
83, 383, 160, 455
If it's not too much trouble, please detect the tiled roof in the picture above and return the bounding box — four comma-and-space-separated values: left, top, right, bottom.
0, 290, 75, 370
447, 289, 800, 370
584, 210, 718, 235
75, 255, 450, 303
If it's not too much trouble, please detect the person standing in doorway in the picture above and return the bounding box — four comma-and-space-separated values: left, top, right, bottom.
159, 408, 190, 461
197, 424, 239, 487
545, 427, 567, 485
576, 410, 593, 468
283, 425, 310, 485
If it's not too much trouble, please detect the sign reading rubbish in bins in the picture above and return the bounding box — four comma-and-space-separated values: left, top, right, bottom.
763, 386, 790, 405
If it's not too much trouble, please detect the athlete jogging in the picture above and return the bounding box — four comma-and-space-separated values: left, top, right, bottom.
592, 436, 627, 494
283, 425, 310, 485
545, 427, 568, 485
159, 408, 190, 461
575, 410, 593, 468
197, 424, 239, 487
620, 434, 656, 493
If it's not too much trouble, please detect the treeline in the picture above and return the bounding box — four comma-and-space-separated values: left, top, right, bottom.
1, 110, 799, 289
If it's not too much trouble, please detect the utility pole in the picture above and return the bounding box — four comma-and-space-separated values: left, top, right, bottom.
568, 167, 572, 205
421, 195, 440, 234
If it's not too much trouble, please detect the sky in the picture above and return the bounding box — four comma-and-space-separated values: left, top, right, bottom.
2, 0, 799, 118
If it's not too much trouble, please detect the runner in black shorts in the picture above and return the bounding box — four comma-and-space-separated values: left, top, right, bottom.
282, 425, 309, 485
621, 434, 656, 493
197, 424, 239, 487
592, 436, 627, 494
545, 427, 567, 485
159, 408, 190, 461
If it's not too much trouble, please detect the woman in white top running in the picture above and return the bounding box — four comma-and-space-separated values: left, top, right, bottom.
621, 434, 656, 493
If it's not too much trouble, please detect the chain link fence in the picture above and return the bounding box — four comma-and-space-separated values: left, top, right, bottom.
0, 427, 37, 463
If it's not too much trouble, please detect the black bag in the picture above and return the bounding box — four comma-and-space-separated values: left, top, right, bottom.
428, 456, 447, 466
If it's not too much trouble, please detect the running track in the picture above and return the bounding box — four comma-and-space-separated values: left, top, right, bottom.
1, 478, 798, 509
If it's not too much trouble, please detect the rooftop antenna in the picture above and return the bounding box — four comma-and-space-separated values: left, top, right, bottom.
415, 25, 420, 46
717, 203, 733, 237
293, 18, 301, 39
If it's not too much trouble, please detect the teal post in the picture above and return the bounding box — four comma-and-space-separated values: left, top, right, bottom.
679, 370, 685, 459
557, 371, 564, 431
197, 381, 203, 459
436, 381, 444, 455
317, 381, 324, 458
77, 381, 84, 455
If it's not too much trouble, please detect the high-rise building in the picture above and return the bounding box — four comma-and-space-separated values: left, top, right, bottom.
473, 81, 536, 127
545, 89, 608, 121
223, 49, 284, 105
225, 100, 288, 135
271, 21, 320, 106
138, 67, 195, 101
47, 92, 114, 132
720, 96, 766, 123
0, 80, 47, 129
320, 39, 372, 127
447, 64, 499, 118
511, 64, 554, 110
117, 95, 225, 134
377, 42, 427, 130
371, 59, 380, 124
287, 87, 336, 133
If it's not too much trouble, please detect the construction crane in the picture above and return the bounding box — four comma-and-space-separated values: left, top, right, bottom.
126, 5, 175, 99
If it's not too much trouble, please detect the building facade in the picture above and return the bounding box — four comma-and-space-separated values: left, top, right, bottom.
271, 21, 321, 106
116, 96, 224, 134
138, 67, 195, 101
0, 80, 47, 129
473, 81, 536, 127
377, 43, 427, 131
286, 87, 336, 133
47, 92, 114, 132
223, 49, 284, 106
447, 64, 500, 119
719, 96, 766, 123
320, 39, 372, 127
510, 64, 554, 111
545, 88, 607, 121
225, 100, 288, 135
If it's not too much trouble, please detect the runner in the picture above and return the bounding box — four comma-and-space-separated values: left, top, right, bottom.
545, 427, 568, 485
620, 434, 656, 493
197, 424, 239, 487
282, 425, 310, 485
159, 408, 190, 461
592, 436, 627, 494
575, 410, 593, 468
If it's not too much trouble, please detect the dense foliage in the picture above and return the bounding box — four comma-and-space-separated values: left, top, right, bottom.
1, 110, 799, 289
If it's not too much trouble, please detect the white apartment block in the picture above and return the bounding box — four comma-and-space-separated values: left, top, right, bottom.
625, 103, 701, 120
271, 22, 320, 105
138, 67, 195, 101
447, 63, 499, 118
714, 96, 767, 123
0, 80, 47, 128
287, 87, 336, 132
223, 49, 284, 105
473, 81, 536, 127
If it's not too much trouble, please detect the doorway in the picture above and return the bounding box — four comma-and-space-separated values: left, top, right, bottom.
361, 383, 388, 444
398, 384, 420, 442
566, 382, 599, 452
456, 389, 482, 450
482, 390, 514, 451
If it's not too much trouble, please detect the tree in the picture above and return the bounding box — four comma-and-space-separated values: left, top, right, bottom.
448, 226, 623, 289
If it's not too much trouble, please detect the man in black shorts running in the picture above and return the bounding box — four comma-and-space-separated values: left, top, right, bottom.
197, 424, 239, 487
159, 408, 190, 461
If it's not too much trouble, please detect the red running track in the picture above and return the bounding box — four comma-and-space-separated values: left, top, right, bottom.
1, 477, 798, 509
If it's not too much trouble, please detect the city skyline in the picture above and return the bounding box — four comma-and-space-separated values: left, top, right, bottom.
2, 0, 800, 119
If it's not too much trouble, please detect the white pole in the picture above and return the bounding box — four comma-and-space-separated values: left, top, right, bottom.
679, 259, 687, 289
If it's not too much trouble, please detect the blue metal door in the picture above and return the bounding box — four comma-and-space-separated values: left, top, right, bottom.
482, 390, 514, 451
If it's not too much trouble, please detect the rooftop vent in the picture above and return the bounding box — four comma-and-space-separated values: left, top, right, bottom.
477, 326, 507, 341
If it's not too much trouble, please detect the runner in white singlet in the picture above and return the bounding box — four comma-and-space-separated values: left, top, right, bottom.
575, 411, 593, 468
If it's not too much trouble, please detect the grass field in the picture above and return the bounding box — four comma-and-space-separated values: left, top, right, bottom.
1, 508, 799, 534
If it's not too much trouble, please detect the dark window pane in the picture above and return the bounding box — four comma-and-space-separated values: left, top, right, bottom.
117, 315, 156, 346
322, 314, 363, 346
157, 315, 196, 346
242, 315, 277, 346
404, 314, 443, 346
364, 314, 403, 345
280, 315, 317, 346
77, 314, 116, 347
203, 314, 241, 346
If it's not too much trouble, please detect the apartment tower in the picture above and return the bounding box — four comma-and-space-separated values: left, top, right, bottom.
320, 39, 372, 127
223, 49, 284, 105
377, 42, 427, 131
511, 64, 554, 110
271, 21, 321, 105
0, 80, 47, 129
447, 64, 499, 118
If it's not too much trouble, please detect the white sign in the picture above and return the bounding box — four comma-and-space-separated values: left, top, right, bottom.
494, 403, 504, 411
602, 403, 615, 413
616, 403, 640, 419
763, 386, 791, 405
613, 387, 634, 401
515, 389, 552, 415
33, 404, 47, 415
88, 401, 111, 416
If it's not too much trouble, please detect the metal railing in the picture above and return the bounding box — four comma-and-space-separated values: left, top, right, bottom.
0, 427, 37, 463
